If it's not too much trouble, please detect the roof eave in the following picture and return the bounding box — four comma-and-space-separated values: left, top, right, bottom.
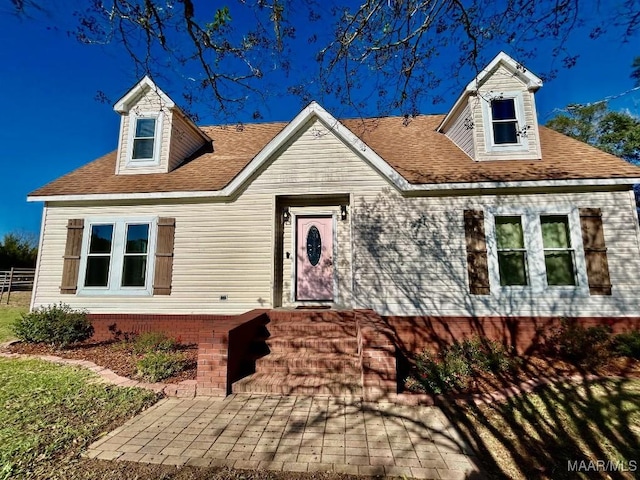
27, 177, 640, 203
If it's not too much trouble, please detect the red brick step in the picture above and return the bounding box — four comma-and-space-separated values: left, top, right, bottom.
232, 310, 363, 397
255, 353, 361, 375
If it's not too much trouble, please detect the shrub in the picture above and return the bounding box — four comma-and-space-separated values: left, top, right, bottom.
136, 352, 184, 382
546, 319, 612, 368
12, 303, 93, 348
613, 330, 640, 359
448, 337, 515, 374
131, 332, 178, 354
412, 349, 472, 395
407, 336, 518, 395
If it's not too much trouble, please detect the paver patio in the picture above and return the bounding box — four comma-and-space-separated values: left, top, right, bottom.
85, 394, 482, 479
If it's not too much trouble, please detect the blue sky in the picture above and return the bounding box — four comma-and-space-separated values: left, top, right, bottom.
0, 3, 639, 239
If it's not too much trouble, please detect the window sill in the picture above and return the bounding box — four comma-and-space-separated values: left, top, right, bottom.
76, 289, 153, 297
125, 159, 161, 168
491, 285, 590, 299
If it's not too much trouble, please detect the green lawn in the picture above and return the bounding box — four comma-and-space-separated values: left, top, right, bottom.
444, 378, 640, 479
0, 306, 25, 342
0, 291, 31, 342
0, 358, 160, 480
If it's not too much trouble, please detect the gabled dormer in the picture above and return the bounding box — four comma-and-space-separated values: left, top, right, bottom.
113, 76, 210, 175
438, 52, 544, 161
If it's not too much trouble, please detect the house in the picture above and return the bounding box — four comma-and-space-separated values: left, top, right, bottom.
27, 52, 640, 398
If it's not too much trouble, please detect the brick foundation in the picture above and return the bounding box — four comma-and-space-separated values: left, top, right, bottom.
86, 312, 640, 398
384, 315, 640, 356
88, 313, 236, 344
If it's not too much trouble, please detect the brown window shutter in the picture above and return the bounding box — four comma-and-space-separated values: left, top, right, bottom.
60, 219, 84, 294
579, 208, 612, 295
153, 217, 176, 295
464, 210, 490, 295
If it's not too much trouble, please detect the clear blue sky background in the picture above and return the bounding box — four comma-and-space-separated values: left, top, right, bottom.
0, 3, 639, 239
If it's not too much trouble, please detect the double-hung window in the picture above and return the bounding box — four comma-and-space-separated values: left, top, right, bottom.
495, 216, 528, 286
540, 215, 576, 286
128, 114, 161, 166
491, 99, 518, 145
85, 224, 115, 287
482, 92, 528, 152
132, 118, 156, 160
79, 219, 155, 295
488, 209, 588, 294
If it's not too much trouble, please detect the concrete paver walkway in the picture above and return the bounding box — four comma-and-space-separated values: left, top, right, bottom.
85, 394, 481, 479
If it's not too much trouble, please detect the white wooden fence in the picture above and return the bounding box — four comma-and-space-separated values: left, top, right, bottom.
0, 268, 35, 304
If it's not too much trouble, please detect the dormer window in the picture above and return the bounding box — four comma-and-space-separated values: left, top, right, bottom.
481, 91, 529, 154
127, 114, 162, 166
491, 99, 518, 144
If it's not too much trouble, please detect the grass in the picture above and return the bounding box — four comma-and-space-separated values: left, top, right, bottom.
0, 291, 31, 342
0, 358, 159, 480
445, 378, 640, 479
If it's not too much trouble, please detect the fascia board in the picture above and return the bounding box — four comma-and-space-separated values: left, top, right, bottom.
27, 177, 640, 203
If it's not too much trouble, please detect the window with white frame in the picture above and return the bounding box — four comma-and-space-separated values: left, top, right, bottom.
540, 215, 576, 286
495, 216, 528, 286
128, 115, 161, 165
488, 209, 587, 294
79, 219, 155, 295
482, 92, 528, 152
491, 99, 519, 145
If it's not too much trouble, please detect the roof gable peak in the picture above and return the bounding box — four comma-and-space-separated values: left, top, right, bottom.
221, 100, 409, 194
465, 51, 543, 93
113, 75, 176, 113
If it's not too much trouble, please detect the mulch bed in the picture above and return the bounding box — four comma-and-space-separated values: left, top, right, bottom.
5, 340, 198, 384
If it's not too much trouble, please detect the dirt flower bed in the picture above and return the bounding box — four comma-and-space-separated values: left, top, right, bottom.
5, 340, 197, 384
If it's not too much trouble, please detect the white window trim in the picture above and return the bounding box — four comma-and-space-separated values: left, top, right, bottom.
485, 206, 589, 297
77, 217, 157, 296
127, 112, 163, 167
482, 91, 529, 153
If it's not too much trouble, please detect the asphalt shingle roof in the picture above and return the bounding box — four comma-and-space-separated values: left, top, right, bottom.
30, 115, 640, 197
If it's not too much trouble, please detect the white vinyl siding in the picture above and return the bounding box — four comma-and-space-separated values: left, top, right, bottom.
168, 113, 206, 172
351, 189, 640, 317
33, 119, 640, 318
441, 99, 475, 159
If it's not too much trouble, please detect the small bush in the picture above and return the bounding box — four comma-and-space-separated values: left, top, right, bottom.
131, 332, 178, 354
613, 330, 640, 359
136, 352, 184, 382
546, 319, 612, 368
449, 337, 515, 374
407, 336, 518, 395
12, 303, 93, 348
412, 350, 471, 395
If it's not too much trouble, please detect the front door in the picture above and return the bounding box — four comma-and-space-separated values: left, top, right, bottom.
296, 216, 334, 301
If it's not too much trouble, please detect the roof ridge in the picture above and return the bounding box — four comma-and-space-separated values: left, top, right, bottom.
198, 113, 448, 129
